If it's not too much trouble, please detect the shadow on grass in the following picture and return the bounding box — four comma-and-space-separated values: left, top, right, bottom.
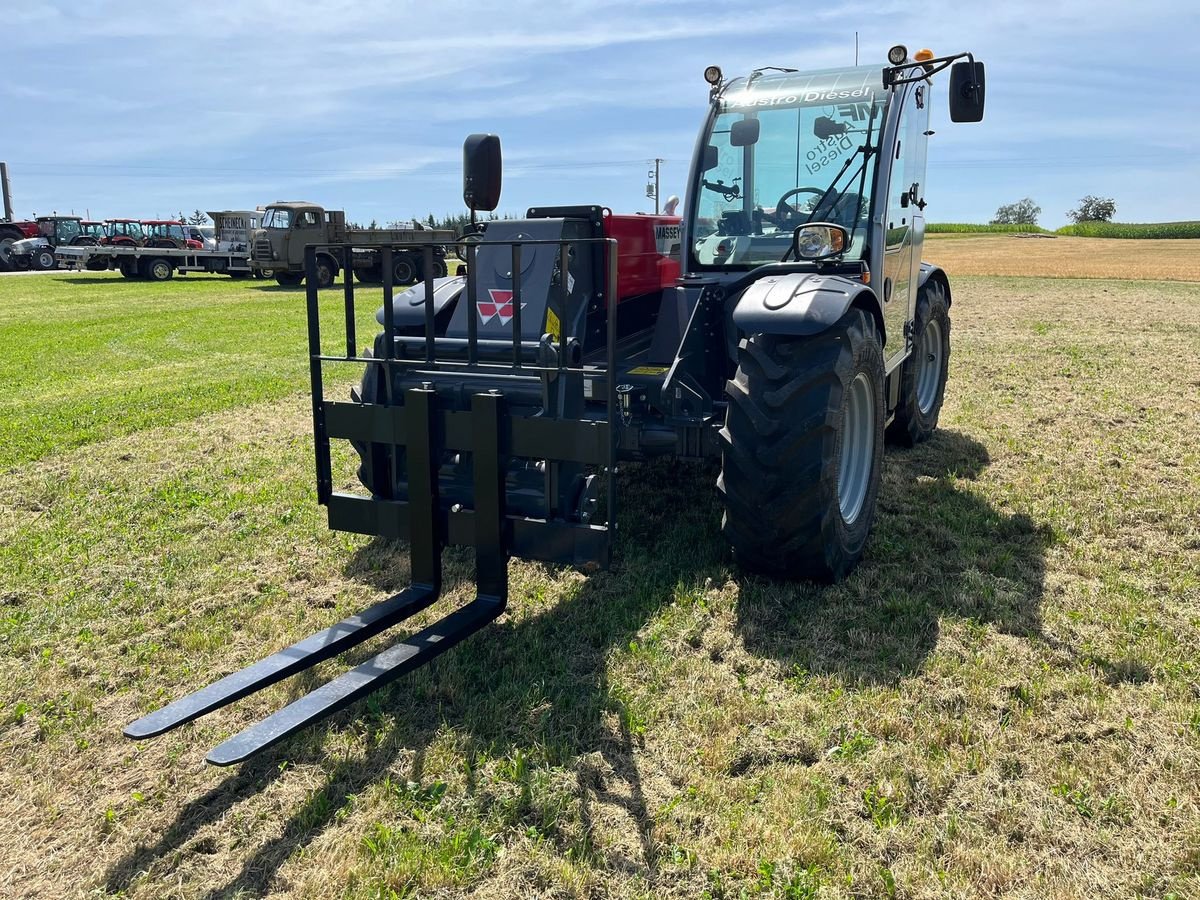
109, 431, 1048, 896
736, 428, 1051, 683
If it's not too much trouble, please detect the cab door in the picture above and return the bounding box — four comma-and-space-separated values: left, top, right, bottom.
291, 208, 324, 267
881, 83, 931, 372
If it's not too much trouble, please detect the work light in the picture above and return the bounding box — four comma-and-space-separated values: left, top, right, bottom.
887, 45, 908, 65
704, 65, 723, 85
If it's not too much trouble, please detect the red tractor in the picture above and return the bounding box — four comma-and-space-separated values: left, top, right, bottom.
142, 220, 204, 250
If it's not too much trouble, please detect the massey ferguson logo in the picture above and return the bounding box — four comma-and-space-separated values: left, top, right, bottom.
477, 289, 526, 325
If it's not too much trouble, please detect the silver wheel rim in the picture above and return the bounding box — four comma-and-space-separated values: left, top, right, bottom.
154, 262, 169, 279
838, 371, 876, 525
916, 318, 943, 415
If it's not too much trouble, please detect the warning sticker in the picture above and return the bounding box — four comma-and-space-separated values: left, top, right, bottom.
545, 307, 561, 342
627, 365, 669, 376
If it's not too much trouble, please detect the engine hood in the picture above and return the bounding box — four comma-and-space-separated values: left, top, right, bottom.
11, 237, 48, 253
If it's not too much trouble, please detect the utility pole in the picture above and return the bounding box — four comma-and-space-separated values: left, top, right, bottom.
645, 158, 663, 214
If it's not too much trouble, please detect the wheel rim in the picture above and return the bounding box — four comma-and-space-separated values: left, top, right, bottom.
915, 318, 944, 415
154, 262, 169, 279
838, 371, 876, 525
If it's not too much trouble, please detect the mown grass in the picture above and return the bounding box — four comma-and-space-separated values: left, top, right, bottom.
1, 267, 1198, 898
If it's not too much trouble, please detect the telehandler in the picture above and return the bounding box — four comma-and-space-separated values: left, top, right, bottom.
127, 46, 985, 764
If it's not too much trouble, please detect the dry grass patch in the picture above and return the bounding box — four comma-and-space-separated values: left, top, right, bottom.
925, 234, 1200, 282
0, 275, 1198, 898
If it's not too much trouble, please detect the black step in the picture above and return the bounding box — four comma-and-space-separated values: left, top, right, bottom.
123, 584, 438, 739
206, 595, 503, 765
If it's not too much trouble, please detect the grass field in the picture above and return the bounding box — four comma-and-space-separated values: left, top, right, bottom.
2, 245, 1199, 899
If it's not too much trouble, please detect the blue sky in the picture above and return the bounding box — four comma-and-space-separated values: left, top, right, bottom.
4, 0, 1197, 228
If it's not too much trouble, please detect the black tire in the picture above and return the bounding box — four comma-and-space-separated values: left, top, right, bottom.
355, 265, 382, 284
0, 227, 22, 272
228, 271, 249, 279
275, 272, 304, 287
119, 258, 141, 279
35, 249, 57, 270
718, 307, 885, 581
392, 254, 417, 286
432, 258, 448, 279
142, 257, 173, 281
887, 278, 950, 446
85, 256, 109, 272
312, 256, 337, 289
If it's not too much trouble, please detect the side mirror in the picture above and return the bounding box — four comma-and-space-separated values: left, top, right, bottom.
813, 116, 849, 140
730, 117, 760, 147
463, 133, 502, 211
949, 61, 986, 123
702, 144, 718, 172
791, 223, 849, 260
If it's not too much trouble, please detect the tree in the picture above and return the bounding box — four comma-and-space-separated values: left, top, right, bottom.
1066, 195, 1116, 223
991, 197, 1041, 226
188, 210, 209, 225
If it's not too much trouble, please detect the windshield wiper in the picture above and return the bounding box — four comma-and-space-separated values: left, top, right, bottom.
803, 102, 880, 237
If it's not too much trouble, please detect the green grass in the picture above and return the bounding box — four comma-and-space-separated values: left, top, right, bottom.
1, 270, 1199, 898
1054, 220, 1200, 238
0, 271, 384, 470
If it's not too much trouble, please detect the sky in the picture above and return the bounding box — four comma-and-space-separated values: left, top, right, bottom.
3, 0, 1197, 229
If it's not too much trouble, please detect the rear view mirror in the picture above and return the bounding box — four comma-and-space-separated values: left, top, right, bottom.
702, 144, 718, 172
730, 117, 760, 147
949, 61, 986, 123
463, 133, 502, 211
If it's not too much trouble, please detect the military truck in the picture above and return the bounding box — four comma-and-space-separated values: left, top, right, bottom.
248, 201, 455, 288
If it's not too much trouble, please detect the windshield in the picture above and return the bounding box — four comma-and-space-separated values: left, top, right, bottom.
690, 66, 884, 270
262, 208, 291, 229
55, 220, 81, 242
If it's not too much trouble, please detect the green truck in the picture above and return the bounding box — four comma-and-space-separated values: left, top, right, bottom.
249, 201, 456, 287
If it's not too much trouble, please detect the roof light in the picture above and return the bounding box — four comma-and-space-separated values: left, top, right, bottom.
887, 45, 908, 65
914, 48, 934, 61
704, 65, 723, 86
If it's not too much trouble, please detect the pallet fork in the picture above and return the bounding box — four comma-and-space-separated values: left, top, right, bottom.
126, 240, 617, 765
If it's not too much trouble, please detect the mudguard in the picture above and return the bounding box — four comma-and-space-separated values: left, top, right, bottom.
918, 262, 952, 304
731, 271, 882, 341
376, 276, 465, 328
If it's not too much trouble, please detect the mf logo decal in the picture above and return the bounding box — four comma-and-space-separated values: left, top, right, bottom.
477, 289, 526, 326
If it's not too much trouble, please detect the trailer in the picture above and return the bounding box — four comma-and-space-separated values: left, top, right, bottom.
56, 242, 254, 280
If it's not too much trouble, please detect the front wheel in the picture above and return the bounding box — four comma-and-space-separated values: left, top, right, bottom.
718, 307, 885, 581
887, 278, 950, 446
142, 257, 174, 281
392, 254, 417, 285
35, 249, 57, 270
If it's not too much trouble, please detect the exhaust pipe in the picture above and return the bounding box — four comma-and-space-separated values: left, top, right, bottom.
0, 163, 12, 222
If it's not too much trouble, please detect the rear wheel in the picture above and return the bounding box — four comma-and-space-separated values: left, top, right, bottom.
119, 258, 141, 279
35, 249, 57, 270
356, 265, 382, 284
275, 272, 303, 287
719, 307, 885, 581
312, 257, 336, 289
142, 257, 174, 281
0, 227, 21, 271
392, 254, 416, 286
886, 278, 950, 446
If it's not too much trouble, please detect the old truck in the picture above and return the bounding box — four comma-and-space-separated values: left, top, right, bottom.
249, 201, 455, 288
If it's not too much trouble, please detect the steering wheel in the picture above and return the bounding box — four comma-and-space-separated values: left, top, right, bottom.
773, 187, 826, 228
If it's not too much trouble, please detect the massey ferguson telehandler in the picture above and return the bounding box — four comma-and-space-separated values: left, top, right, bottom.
127, 47, 985, 765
